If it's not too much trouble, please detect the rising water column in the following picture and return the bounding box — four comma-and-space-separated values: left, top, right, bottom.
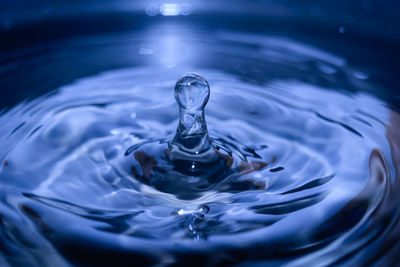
168, 73, 223, 173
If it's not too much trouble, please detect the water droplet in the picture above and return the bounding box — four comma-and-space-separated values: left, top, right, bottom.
168, 73, 216, 164
173, 73, 209, 145
174, 73, 210, 111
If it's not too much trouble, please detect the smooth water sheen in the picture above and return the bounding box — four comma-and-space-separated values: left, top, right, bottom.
0, 26, 400, 266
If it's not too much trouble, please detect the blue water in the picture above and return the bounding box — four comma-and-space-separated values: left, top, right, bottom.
0, 4, 400, 266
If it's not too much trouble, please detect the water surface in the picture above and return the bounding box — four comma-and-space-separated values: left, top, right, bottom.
0, 6, 400, 266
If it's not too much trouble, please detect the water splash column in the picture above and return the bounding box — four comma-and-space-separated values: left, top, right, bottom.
168, 73, 219, 168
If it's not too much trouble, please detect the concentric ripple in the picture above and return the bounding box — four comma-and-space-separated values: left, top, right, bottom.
0, 30, 399, 266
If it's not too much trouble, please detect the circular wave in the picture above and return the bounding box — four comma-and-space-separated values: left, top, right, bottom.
0, 30, 399, 266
